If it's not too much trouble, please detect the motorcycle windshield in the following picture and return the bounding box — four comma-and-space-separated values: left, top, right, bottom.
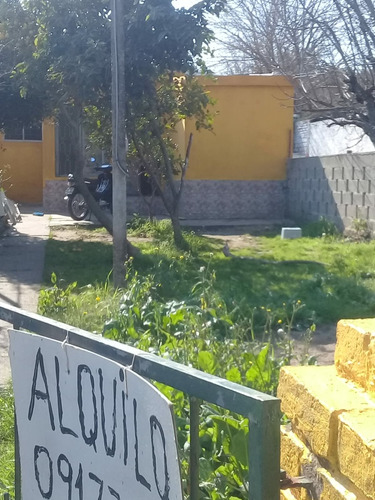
96, 179, 110, 193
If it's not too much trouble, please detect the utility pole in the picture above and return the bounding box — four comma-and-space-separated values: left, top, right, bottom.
111, 0, 128, 288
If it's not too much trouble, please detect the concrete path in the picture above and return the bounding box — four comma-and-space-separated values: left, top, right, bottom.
0, 206, 50, 386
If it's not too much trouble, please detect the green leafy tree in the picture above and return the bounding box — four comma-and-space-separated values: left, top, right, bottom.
0, 0, 222, 248
126, 74, 214, 247
0, 0, 43, 127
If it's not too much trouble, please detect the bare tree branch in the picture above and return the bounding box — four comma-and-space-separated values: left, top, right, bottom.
213, 0, 375, 144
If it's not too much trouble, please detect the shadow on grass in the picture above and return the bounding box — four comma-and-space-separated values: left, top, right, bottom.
44, 237, 375, 325
211, 257, 375, 323
43, 239, 113, 286
193, 225, 282, 239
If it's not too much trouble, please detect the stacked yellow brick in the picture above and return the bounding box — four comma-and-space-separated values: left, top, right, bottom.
278, 319, 375, 500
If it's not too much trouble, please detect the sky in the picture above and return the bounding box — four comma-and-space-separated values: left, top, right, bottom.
172, 0, 202, 8
172, 0, 223, 73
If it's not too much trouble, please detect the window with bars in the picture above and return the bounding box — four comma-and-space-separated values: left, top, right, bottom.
3, 122, 42, 141
54, 119, 76, 176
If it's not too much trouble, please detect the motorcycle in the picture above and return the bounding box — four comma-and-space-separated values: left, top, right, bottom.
64, 164, 113, 221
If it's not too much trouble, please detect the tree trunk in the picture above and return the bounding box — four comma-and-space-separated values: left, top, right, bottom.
170, 210, 187, 250
74, 175, 113, 233
74, 177, 139, 257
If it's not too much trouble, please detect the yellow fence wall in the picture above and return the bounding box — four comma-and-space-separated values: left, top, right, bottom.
0, 121, 56, 204
0, 139, 43, 204
1, 75, 294, 205
184, 75, 294, 181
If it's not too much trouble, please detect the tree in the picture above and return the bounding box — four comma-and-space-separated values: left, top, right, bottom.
0, 0, 222, 252
212, 0, 325, 74
213, 0, 375, 145
127, 74, 213, 247
301, 0, 375, 144
0, 0, 43, 125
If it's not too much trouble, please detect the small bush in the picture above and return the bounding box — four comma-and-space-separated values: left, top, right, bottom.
302, 217, 339, 238
127, 213, 155, 236
127, 215, 172, 239
344, 218, 372, 242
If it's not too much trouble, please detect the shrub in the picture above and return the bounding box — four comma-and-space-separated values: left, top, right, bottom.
36, 267, 313, 499
302, 217, 339, 238
344, 218, 372, 242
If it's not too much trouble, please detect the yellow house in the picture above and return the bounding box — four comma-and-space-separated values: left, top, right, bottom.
177, 75, 294, 219
0, 75, 294, 218
185, 75, 293, 182
0, 120, 55, 204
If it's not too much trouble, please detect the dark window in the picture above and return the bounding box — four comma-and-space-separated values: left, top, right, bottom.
55, 118, 76, 176
4, 122, 42, 141
139, 166, 154, 196
24, 123, 42, 141
3, 123, 23, 140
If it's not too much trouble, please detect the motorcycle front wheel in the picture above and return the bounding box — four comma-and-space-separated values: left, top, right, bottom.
68, 193, 89, 221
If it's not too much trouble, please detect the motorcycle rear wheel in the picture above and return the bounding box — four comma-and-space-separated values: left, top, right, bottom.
68, 193, 89, 221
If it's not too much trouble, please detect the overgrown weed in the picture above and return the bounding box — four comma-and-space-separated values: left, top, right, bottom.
21, 219, 375, 498
0, 385, 15, 498
302, 216, 339, 238
34, 266, 315, 499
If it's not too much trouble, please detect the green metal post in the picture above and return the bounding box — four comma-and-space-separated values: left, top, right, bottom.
15, 415, 21, 500
189, 397, 201, 500
248, 399, 280, 499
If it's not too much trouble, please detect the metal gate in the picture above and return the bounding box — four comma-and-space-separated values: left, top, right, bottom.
0, 302, 280, 500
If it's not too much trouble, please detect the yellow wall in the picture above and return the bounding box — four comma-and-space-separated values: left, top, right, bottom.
41, 120, 57, 183
0, 135, 43, 203
0, 120, 56, 204
185, 75, 294, 181
1, 76, 294, 203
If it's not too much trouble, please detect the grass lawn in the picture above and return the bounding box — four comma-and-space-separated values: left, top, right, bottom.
43, 222, 375, 326
0, 386, 14, 498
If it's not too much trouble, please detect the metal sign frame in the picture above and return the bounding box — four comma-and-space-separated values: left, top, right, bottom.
0, 302, 280, 500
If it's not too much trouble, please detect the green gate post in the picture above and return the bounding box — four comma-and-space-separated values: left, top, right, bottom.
189, 397, 201, 500
15, 390, 21, 499
249, 399, 280, 499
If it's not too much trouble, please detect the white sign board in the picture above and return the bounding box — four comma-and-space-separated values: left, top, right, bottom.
9, 330, 183, 500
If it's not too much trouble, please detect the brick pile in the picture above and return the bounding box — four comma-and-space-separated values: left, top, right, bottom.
278, 319, 375, 499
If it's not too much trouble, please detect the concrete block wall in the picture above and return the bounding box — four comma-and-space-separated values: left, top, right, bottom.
287, 153, 375, 230
278, 319, 375, 499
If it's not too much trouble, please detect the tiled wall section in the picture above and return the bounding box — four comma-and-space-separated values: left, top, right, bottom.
179, 180, 286, 219
44, 179, 287, 220
128, 180, 287, 219
287, 153, 375, 229
44, 180, 70, 214
45, 156, 375, 226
